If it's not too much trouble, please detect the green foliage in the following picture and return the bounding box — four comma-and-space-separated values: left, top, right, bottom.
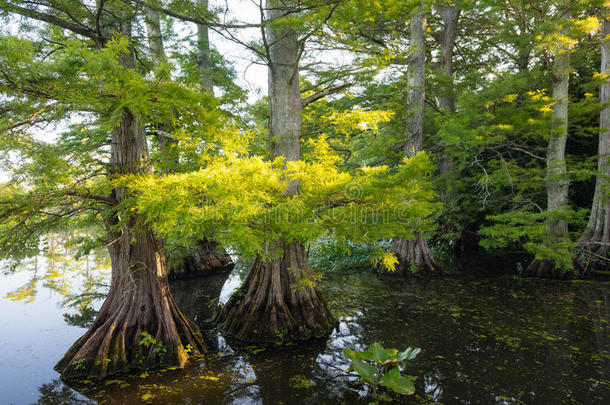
343, 343, 419, 401
480, 208, 588, 271
139, 332, 167, 359
123, 141, 437, 263
1, 0, 607, 277
309, 238, 391, 272
0, 25, 232, 261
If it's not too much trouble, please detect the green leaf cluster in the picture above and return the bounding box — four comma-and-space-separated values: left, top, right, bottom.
343, 342, 420, 399
123, 140, 438, 260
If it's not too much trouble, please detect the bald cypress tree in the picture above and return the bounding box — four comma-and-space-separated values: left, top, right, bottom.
0, 0, 221, 378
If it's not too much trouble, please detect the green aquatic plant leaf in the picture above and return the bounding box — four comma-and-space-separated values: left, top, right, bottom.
344, 343, 420, 399
396, 347, 421, 362
367, 342, 392, 363
343, 348, 377, 384
378, 367, 415, 395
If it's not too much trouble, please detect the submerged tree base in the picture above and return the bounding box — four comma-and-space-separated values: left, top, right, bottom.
522, 258, 573, 279
167, 239, 234, 279
55, 229, 206, 380
390, 235, 440, 274
216, 240, 336, 343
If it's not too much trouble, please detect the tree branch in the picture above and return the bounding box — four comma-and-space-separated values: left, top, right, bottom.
301, 82, 353, 107
64, 191, 117, 206
128, 0, 260, 29
5, 4, 97, 40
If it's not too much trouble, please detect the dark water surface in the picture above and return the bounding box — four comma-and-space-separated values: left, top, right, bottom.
1, 252, 609, 404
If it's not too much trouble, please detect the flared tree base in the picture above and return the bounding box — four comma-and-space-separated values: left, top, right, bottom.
55, 272, 206, 380
216, 240, 336, 343
167, 239, 234, 279
522, 258, 573, 279
390, 235, 441, 274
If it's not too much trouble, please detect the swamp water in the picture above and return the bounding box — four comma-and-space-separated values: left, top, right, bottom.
0, 250, 609, 404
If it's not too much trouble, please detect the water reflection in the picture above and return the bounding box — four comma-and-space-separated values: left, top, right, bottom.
4, 237, 110, 325
36, 379, 94, 405
1, 246, 609, 404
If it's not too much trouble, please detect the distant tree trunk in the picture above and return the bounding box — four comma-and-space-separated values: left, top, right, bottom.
390, 10, 440, 274
55, 15, 205, 380
143, 5, 233, 278
143, 7, 167, 66
437, 5, 459, 178
437, 5, 459, 115
167, 239, 234, 279
197, 0, 213, 92
525, 9, 571, 278
143, 5, 177, 172
577, 18, 610, 269
217, 0, 335, 342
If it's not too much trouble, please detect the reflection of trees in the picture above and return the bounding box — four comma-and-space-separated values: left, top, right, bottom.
35, 379, 94, 405
5, 234, 111, 328
6, 258, 39, 303
220, 338, 329, 404
171, 268, 232, 352
62, 306, 98, 328
24, 263, 610, 404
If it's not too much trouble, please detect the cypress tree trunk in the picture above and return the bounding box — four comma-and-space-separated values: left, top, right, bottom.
577, 18, 610, 268
525, 9, 571, 278
437, 5, 459, 115
55, 109, 205, 379
197, 0, 213, 92
167, 239, 234, 279
216, 0, 334, 342
143, 6, 233, 277
217, 240, 335, 341
390, 10, 440, 274
143, 7, 167, 66
437, 5, 459, 178
55, 14, 205, 379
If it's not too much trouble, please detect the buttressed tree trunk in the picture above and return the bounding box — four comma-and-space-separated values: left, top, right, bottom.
144, 6, 233, 278
217, 0, 335, 343
578, 17, 610, 268
525, 8, 571, 278
390, 9, 440, 274
55, 13, 205, 380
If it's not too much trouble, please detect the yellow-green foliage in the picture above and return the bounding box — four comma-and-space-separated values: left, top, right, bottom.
123, 139, 437, 261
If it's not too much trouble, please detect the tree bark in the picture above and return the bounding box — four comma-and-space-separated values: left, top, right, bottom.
437, 5, 459, 178
546, 43, 570, 236
390, 9, 440, 274
577, 18, 610, 268
143, 5, 234, 276
143, 7, 167, 66
216, 0, 334, 342
437, 4, 460, 216
197, 0, 213, 92
167, 238, 234, 279
55, 12, 205, 379
525, 7, 571, 277
217, 240, 335, 342
437, 5, 460, 115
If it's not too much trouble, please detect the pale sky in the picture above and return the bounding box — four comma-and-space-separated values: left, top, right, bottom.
0, 1, 268, 183
209, 0, 268, 101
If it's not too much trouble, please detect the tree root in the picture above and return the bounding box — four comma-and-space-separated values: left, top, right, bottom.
216, 240, 336, 343
390, 235, 441, 274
